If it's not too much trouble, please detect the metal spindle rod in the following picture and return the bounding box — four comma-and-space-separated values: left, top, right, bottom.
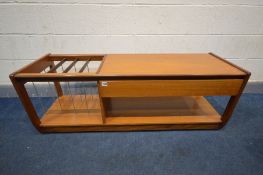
90, 86, 94, 108
95, 86, 99, 108
51, 81, 62, 110
80, 87, 84, 103
74, 66, 84, 106
44, 70, 62, 110
61, 64, 77, 113
77, 85, 83, 104
85, 59, 92, 108
32, 82, 46, 115
83, 85, 90, 112
67, 82, 77, 113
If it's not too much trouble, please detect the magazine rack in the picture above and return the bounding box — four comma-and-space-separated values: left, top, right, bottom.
10, 53, 250, 133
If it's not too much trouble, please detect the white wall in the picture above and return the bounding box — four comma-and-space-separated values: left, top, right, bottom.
0, 0, 263, 84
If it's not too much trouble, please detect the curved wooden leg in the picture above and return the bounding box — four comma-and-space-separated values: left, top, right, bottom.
220, 75, 250, 128
10, 77, 41, 132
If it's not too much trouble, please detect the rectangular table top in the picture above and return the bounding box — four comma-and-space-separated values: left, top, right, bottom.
98, 53, 246, 76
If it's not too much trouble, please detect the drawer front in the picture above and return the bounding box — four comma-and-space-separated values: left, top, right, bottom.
98, 79, 244, 97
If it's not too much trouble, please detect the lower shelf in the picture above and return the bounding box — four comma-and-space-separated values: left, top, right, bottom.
40, 95, 222, 128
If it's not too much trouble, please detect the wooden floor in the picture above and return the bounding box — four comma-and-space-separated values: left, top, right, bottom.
40, 95, 221, 127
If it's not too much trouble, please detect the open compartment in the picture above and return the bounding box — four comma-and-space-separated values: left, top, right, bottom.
40, 82, 102, 127
103, 96, 221, 124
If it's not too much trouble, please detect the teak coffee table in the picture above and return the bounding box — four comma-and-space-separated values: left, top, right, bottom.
10, 53, 250, 133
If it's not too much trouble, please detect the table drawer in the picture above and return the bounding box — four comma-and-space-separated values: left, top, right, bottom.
98, 79, 244, 97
